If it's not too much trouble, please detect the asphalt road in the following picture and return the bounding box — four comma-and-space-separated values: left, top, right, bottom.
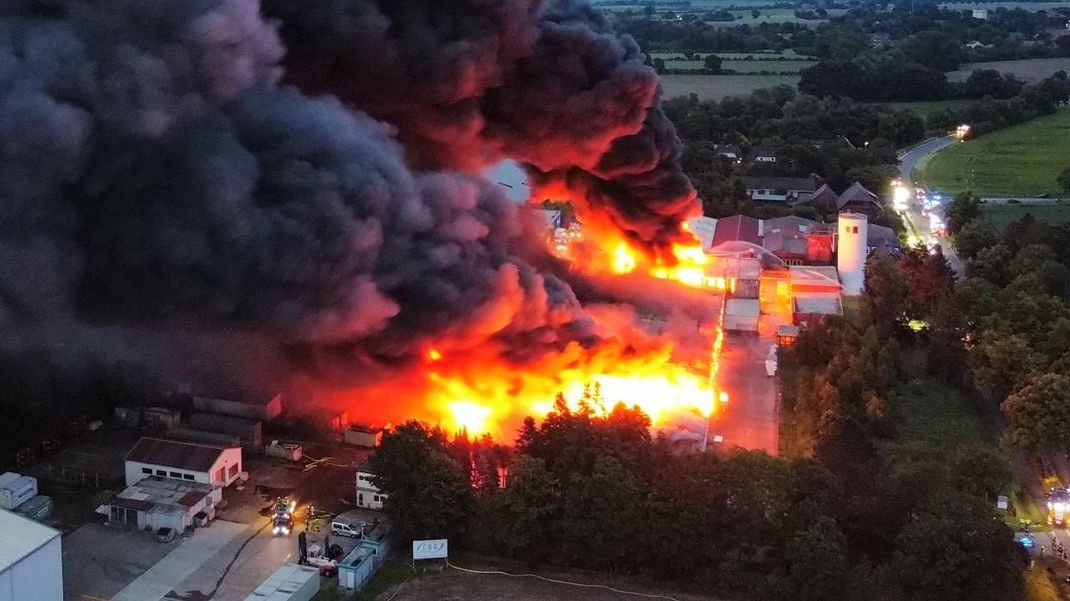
898, 136, 964, 275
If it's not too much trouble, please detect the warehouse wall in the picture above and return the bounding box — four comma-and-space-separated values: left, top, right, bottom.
0, 535, 62, 601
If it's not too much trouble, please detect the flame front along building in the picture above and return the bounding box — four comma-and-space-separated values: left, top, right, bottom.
543, 208, 889, 334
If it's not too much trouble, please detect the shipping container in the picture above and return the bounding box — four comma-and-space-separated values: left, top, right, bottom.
0, 475, 38, 510
15, 495, 53, 522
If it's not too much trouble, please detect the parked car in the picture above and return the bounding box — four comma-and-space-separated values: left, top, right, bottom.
330, 518, 363, 538
156, 527, 176, 543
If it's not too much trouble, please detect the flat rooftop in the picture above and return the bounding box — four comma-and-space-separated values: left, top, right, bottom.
794, 293, 844, 315
243, 563, 319, 601
109, 476, 214, 513
788, 265, 840, 282
0, 508, 60, 571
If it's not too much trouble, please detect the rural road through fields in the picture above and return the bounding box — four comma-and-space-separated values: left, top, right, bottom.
898, 136, 963, 275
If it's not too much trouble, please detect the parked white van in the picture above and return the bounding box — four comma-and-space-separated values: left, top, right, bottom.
330, 517, 363, 538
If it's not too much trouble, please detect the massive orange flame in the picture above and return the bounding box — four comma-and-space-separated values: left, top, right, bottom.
322, 207, 732, 443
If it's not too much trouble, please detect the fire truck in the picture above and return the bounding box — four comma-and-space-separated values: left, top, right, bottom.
1047, 488, 1069, 526
272, 497, 296, 536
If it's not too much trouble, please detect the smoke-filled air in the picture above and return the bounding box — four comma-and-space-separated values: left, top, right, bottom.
0, 0, 725, 440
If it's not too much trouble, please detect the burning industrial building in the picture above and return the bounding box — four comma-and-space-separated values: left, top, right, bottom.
0, 0, 737, 442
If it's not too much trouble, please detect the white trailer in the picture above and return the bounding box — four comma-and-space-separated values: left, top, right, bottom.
265, 441, 303, 462
0, 473, 38, 510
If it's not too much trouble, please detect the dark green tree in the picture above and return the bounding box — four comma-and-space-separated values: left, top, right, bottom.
1002, 372, 1070, 453
953, 218, 999, 261
487, 454, 560, 560
781, 517, 851, 601
892, 495, 1024, 601
703, 53, 722, 74
370, 421, 475, 540
945, 192, 982, 234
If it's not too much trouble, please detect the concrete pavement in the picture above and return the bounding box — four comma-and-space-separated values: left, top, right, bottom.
111, 521, 246, 601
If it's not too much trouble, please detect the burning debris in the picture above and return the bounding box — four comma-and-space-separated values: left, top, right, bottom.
0, 0, 721, 441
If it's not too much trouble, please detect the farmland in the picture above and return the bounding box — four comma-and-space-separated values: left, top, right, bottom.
660, 58, 816, 73
946, 57, 1070, 83
914, 109, 1070, 197
981, 203, 1070, 231
877, 99, 972, 117
659, 73, 800, 100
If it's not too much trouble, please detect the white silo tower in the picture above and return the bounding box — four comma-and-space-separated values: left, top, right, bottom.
837, 213, 868, 296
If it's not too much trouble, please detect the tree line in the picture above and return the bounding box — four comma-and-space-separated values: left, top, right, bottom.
946, 194, 1070, 456
372, 354, 1026, 601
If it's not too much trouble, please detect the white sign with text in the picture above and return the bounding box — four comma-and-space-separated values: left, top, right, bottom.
412, 538, 448, 560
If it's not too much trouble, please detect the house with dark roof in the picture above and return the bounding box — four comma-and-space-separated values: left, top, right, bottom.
742, 176, 819, 203
805, 183, 840, 214
714, 144, 741, 163
124, 437, 242, 488
867, 223, 901, 253
745, 147, 778, 164
837, 182, 883, 215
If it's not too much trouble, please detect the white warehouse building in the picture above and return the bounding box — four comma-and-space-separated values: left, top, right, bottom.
0, 509, 62, 601
124, 437, 243, 488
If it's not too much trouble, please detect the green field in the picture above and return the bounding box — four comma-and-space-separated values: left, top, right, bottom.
663, 58, 816, 73
947, 57, 1070, 83
877, 99, 972, 116
914, 109, 1070, 197
981, 203, 1070, 231
659, 73, 799, 100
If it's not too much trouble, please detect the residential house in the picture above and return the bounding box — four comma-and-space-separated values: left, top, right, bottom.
124, 437, 242, 488
807, 183, 840, 215
713, 144, 741, 163
745, 147, 777, 164
742, 176, 819, 203
837, 182, 883, 216
867, 223, 901, 253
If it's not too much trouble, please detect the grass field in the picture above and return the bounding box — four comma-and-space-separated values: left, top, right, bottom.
981, 203, 1070, 231
895, 376, 988, 452
947, 57, 1070, 83
914, 109, 1070, 197
659, 73, 799, 100
938, 1, 1070, 9
649, 50, 816, 60
877, 99, 972, 116
663, 59, 816, 73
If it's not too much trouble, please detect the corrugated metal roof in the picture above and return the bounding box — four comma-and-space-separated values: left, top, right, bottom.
126, 437, 226, 473
0, 508, 60, 571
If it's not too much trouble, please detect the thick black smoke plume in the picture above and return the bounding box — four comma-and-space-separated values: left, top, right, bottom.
263, 0, 699, 251
0, 0, 597, 372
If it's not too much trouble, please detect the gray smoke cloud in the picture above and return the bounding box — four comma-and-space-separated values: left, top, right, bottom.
0, 0, 597, 375
263, 0, 699, 252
